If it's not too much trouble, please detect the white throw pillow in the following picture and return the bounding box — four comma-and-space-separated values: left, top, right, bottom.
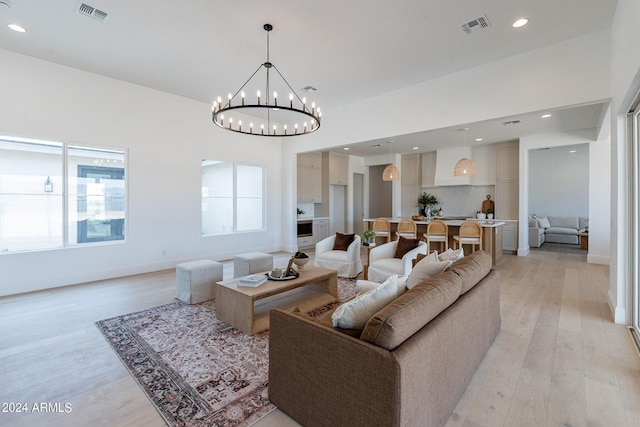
406, 259, 452, 289
332, 275, 398, 329
355, 278, 406, 298
537, 216, 551, 228
438, 248, 464, 262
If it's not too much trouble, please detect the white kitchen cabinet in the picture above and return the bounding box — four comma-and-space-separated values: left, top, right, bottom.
313, 218, 330, 242
329, 152, 349, 185
297, 152, 322, 169
297, 166, 322, 203
502, 220, 518, 253
297, 152, 323, 203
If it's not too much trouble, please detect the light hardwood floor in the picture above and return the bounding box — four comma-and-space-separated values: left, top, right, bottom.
0, 250, 638, 426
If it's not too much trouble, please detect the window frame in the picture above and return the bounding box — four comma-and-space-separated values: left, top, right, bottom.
0, 135, 128, 253
201, 160, 266, 236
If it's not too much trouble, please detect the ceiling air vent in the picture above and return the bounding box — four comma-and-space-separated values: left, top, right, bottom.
461, 15, 491, 34
76, 2, 108, 22
503, 120, 522, 126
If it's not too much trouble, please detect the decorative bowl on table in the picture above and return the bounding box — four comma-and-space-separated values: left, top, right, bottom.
293, 257, 310, 270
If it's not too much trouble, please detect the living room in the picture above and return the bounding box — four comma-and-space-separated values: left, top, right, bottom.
1, 1, 640, 426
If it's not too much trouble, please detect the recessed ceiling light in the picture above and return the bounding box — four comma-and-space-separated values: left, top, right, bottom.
475, 138, 483, 142
343, 147, 350, 151
412, 146, 419, 150
8, 23, 26, 32
541, 113, 552, 118
569, 150, 577, 153
512, 18, 528, 28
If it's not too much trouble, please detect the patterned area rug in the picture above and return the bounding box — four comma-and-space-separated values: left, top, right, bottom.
96, 277, 356, 427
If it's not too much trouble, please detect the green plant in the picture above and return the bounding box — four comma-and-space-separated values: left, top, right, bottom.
417, 192, 439, 207
486, 206, 494, 214
294, 251, 308, 259
362, 229, 376, 240
297, 208, 305, 215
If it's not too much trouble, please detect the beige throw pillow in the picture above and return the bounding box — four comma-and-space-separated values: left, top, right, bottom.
438, 248, 464, 262
332, 275, 398, 329
406, 259, 452, 289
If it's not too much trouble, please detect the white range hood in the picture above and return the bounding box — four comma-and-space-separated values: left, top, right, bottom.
434, 147, 473, 186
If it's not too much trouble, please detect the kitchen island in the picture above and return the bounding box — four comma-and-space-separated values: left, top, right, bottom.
363, 217, 504, 265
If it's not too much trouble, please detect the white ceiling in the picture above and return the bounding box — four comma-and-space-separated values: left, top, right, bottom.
0, 0, 617, 155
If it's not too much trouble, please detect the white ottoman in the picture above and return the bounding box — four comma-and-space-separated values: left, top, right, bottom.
233, 252, 274, 278
175, 260, 223, 304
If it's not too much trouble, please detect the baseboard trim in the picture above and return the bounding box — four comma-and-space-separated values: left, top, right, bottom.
587, 254, 610, 265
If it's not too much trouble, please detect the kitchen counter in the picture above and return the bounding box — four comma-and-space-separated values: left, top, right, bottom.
363, 217, 504, 265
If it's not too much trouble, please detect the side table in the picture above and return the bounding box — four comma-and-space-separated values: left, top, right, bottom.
577, 231, 589, 250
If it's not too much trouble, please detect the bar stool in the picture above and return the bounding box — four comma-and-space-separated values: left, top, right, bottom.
423, 219, 448, 253
395, 218, 417, 239
372, 217, 391, 243
453, 221, 483, 254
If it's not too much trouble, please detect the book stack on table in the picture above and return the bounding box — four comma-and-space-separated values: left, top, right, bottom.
238, 273, 268, 288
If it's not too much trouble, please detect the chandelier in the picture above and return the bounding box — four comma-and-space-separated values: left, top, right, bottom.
211, 24, 322, 137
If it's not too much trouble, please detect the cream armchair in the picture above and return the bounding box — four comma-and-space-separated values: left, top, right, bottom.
367, 240, 427, 282
313, 234, 363, 278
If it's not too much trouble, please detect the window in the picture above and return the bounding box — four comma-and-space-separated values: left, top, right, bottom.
0, 135, 126, 253
202, 160, 265, 235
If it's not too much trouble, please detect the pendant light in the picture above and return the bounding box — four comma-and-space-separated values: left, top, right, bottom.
382, 140, 400, 181
454, 128, 476, 177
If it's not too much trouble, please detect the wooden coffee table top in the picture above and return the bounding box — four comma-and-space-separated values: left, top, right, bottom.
217, 265, 336, 300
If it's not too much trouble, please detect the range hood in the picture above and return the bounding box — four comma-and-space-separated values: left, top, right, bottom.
434, 147, 473, 186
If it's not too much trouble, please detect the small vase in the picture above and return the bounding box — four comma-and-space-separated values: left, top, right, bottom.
487, 213, 494, 219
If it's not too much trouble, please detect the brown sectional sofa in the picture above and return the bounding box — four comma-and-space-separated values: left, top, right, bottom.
268, 250, 500, 427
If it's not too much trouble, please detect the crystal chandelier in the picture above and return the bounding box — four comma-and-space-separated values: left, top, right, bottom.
211, 24, 322, 137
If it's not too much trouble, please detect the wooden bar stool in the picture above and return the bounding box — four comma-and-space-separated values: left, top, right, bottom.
395, 218, 417, 239
453, 221, 482, 254
372, 217, 391, 243
423, 219, 448, 254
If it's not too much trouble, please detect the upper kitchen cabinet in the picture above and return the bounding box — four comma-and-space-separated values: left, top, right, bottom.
495, 141, 519, 219
471, 145, 496, 186
329, 152, 349, 185
297, 153, 323, 203
298, 152, 322, 169
421, 151, 436, 188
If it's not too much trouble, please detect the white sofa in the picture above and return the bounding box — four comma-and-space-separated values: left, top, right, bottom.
529, 215, 588, 247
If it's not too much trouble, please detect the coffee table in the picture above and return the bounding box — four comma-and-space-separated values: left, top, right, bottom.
215, 265, 338, 335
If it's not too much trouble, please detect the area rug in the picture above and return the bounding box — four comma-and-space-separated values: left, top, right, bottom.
96, 277, 356, 427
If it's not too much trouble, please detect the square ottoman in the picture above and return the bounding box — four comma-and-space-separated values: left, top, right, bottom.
233, 252, 274, 278
175, 260, 223, 304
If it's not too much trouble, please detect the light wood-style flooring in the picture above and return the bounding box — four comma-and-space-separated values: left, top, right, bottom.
0, 249, 638, 426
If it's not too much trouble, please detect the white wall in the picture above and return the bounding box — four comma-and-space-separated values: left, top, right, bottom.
610, 0, 640, 323
529, 144, 589, 217
0, 48, 284, 296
